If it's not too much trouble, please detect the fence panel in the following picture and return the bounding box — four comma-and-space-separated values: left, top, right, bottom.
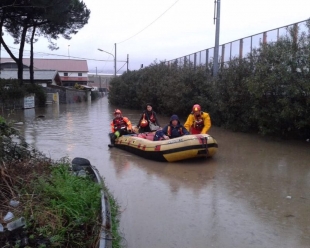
231, 40, 240, 59
165, 20, 308, 68
201, 51, 206, 66
223, 43, 231, 63
179, 57, 183, 67
243, 37, 252, 58
278, 26, 289, 38
266, 29, 278, 43
299, 21, 308, 34
208, 48, 214, 64
218, 45, 223, 64
189, 54, 195, 66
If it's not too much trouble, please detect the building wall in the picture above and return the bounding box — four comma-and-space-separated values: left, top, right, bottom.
58, 71, 88, 87
88, 74, 113, 92
58, 71, 88, 77
44, 85, 89, 104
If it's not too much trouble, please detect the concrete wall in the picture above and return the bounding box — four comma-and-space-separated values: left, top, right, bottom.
44, 86, 89, 104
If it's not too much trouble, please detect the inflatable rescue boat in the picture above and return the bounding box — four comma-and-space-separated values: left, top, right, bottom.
112, 132, 218, 162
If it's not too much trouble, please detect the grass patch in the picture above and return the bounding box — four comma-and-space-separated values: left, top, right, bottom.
0, 117, 123, 247
26, 162, 103, 247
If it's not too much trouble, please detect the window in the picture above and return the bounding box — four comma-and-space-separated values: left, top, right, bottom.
64, 72, 68, 76
78, 72, 82, 76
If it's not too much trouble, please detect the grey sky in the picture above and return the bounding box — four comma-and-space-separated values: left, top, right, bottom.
1, 0, 309, 74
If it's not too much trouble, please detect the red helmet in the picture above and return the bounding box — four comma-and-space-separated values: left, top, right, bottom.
114, 109, 122, 115
140, 119, 148, 127
192, 104, 201, 113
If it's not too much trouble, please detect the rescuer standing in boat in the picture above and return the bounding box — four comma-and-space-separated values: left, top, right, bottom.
184, 104, 211, 134
109, 109, 132, 147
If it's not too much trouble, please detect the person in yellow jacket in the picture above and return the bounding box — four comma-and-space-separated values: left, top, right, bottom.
109, 109, 132, 147
184, 104, 211, 134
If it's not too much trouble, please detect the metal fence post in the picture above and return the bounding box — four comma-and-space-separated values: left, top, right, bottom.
239, 39, 243, 59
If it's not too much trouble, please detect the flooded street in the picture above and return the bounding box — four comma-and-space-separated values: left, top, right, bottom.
2, 97, 310, 248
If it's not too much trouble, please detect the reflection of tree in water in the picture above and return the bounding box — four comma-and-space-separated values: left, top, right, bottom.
109, 147, 218, 194
163, 160, 218, 195
109, 150, 131, 178
168, 180, 180, 193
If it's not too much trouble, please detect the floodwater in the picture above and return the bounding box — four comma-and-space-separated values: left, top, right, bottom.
2, 97, 310, 248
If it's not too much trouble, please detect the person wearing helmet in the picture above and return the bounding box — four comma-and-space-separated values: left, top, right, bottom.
184, 104, 211, 134
136, 103, 161, 133
109, 109, 133, 147
154, 114, 189, 141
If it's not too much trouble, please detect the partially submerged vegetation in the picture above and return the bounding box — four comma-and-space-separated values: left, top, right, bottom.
0, 79, 47, 109
0, 117, 122, 247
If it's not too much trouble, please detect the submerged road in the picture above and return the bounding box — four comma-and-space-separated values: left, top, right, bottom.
3, 97, 310, 248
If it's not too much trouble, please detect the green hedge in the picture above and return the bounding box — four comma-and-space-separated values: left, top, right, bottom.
108, 19, 310, 139
0, 79, 47, 107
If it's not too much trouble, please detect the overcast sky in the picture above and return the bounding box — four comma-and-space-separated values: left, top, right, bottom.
1, 0, 310, 74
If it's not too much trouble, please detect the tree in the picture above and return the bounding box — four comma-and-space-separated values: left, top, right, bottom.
0, 0, 90, 85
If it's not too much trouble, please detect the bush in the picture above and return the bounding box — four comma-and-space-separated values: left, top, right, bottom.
0, 79, 47, 107
108, 19, 310, 139
25, 83, 47, 107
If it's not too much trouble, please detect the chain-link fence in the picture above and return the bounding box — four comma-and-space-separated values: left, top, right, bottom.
165, 19, 309, 68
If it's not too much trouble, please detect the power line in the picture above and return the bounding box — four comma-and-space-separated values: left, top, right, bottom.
117, 0, 180, 44
5, 46, 125, 62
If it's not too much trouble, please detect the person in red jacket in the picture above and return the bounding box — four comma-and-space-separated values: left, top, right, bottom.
109, 109, 132, 147
184, 104, 211, 134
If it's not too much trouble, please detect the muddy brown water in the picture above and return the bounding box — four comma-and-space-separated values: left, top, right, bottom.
2, 97, 310, 248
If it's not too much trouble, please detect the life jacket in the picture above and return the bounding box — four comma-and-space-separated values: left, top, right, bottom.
167, 125, 183, 137
146, 111, 156, 123
140, 114, 149, 127
113, 117, 127, 131
192, 112, 204, 130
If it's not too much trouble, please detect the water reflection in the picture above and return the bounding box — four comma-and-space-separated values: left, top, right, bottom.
108, 147, 217, 194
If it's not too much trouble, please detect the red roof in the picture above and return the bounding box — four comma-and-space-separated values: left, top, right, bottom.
1, 58, 88, 72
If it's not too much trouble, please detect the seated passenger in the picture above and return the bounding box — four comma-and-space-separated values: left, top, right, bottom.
136, 103, 161, 133
154, 115, 189, 141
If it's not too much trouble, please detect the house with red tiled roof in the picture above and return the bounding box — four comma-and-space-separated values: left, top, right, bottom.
0, 58, 88, 87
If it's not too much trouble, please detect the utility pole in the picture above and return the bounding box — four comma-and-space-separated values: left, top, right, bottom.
68, 45, 70, 59
114, 43, 117, 77
213, 0, 221, 77
127, 54, 129, 72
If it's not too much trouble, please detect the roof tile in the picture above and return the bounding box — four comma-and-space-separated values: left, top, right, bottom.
1, 58, 88, 72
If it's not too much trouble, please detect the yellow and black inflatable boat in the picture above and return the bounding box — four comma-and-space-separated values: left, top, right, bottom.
113, 133, 218, 162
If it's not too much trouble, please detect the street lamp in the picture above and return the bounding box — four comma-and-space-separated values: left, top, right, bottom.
98, 45, 116, 77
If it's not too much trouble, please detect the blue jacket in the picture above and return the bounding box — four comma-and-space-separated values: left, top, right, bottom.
154, 115, 189, 141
